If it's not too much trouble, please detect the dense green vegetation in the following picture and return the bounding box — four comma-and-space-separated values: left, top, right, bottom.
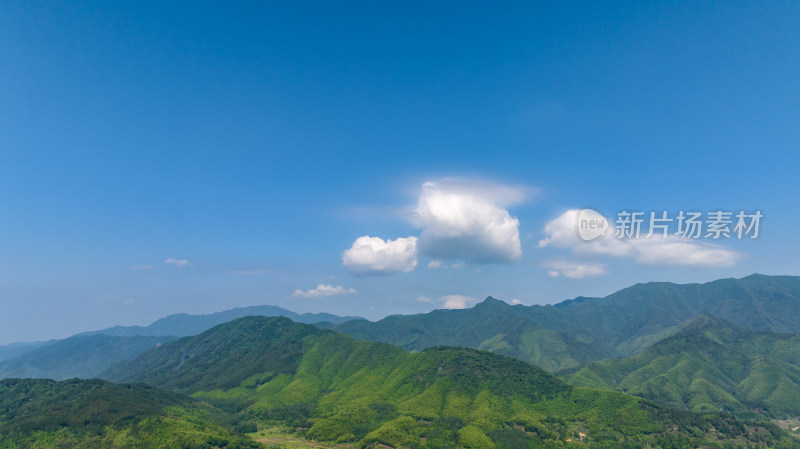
327, 297, 613, 373
0, 378, 260, 449
0, 334, 177, 380
331, 275, 800, 371
106, 316, 799, 448
564, 315, 800, 418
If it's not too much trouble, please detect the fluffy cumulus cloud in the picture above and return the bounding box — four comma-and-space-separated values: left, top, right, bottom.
543, 260, 607, 279
538, 209, 742, 269
412, 180, 526, 264
293, 284, 357, 298
342, 179, 530, 274
342, 236, 418, 275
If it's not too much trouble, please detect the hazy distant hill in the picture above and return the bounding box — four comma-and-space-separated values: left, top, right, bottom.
331, 274, 800, 371
0, 334, 177, 380
564, 315, 800, 418
0, 340, 54, 362
0, 306, 359, 371
104, 315, 793, 448
82, 304, 362, 338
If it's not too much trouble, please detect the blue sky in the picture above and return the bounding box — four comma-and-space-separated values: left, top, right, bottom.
1, 1, 799, 343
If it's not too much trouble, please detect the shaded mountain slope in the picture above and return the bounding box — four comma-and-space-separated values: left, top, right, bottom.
564, 315, 800, 417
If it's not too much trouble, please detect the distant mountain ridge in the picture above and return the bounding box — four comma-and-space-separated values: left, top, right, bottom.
82, 304, 362, 338
5, 274, 800, 385
330, 274, 800, 371
0, 334, 177, 380
0, 305, 360, 381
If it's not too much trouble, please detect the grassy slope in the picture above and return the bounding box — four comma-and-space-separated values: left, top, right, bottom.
564, 316, 800, 417
0, 378, 260, 449
107, 316, 797, 448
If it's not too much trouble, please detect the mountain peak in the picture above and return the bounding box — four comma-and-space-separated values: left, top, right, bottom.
473, 296, 510, 309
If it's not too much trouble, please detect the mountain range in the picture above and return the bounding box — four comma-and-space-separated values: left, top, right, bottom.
100, 315, 792, 448
3, 274, 800, 434
329, 274, 800, 371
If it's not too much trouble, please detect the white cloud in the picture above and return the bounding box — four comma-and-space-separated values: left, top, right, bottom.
164, 258, 189, 268
413, 180, 526, 263
342, 236, 418, 275
440, 294, 473, 309
427, 260, 466, 269
543, 260, 607, 279
293, 284, 357, 298
427, 260, 444, 268
510, 298, 524, 305
131, 265, 154, 271
417, 296, 433, 303
539, 210, 742, 269
630, 238, 741, 267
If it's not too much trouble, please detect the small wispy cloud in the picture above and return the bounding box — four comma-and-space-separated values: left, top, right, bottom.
293, 284, 357, 299
131, 265, 154, 271
543, 260, 607, 279
164, 258, 189, 269
427, 260, 466, 269
228, 268, 271, 276
510, 298, 524, 305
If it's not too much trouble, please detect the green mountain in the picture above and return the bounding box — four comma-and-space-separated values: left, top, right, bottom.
0, 378, 259, 449
0, 334, 177, 380
564, 315, 800, 418
328, 298, 613, 373
105, 316, 796, 448
7, 274, 797, 382
330, 274, 800, 371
